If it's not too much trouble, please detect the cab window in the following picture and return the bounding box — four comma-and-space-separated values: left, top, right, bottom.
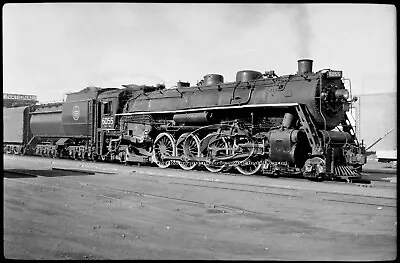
104, 101, 113, 114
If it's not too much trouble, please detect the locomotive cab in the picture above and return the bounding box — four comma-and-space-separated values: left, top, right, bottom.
98, 98, 116, 130
95, 86, 142, 160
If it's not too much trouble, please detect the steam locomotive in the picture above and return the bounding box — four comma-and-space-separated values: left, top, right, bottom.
3, 59, 366, 180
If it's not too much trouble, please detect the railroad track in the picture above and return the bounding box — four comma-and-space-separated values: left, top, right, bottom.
4, 170, 264, 215
4, 167, 396, 209
4, 155, 394, 187
128, 171, 396, 208
4, 154, 377, 185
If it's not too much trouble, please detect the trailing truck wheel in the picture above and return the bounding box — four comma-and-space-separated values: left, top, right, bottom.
33, 147, 38, 155
176, 133, 201, 171
152, 132, 176, 169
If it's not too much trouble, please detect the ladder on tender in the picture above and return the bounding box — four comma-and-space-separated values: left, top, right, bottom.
295, 104, 323, 155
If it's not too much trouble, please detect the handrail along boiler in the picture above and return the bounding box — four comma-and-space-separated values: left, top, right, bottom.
3, 59, 366, 180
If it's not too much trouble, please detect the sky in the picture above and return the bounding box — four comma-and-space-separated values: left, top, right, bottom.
3, 3, 397, 102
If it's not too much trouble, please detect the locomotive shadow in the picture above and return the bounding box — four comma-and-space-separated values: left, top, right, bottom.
4, 169, 38, 179
3, 169, 91, 179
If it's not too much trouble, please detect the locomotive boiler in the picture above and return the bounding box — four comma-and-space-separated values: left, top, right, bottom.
3, 59, 366, 181
115, 59, 366, 179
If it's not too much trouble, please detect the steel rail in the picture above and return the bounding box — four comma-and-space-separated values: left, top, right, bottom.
4, 173, 262, 215
4, 168, 395, 208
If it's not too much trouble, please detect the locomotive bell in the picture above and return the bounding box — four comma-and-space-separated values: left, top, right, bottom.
297, 59, 313, 74
203, 74, 224, 86
236, 70, 262, 82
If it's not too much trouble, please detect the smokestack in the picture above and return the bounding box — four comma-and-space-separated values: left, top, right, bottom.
297, 59, 313, 74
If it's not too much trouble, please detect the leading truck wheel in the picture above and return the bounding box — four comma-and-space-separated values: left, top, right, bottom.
152, 132, 176, 169
303, 157, 326, 181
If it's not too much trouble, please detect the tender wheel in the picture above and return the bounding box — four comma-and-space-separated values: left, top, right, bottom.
176, 133, 201, 170
203, 133, 229, 173
13, 147, 20, 155
152, 132, 176, 168
92, 153, 99, 162
82, 151, 89, 161
59, 149, 66, 159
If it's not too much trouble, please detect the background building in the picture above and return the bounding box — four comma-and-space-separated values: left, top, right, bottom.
351, 92, 397, 152
3, 93, 38, 108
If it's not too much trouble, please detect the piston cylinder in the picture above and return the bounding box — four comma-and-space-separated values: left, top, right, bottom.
268, 129, 298, 163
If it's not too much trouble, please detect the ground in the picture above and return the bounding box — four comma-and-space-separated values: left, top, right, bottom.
3, 155, 397, 260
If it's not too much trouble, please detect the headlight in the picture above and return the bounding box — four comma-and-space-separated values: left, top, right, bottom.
334, 89, 350, 100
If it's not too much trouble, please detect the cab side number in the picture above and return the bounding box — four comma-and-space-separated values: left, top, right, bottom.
102, 117, 114, 126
